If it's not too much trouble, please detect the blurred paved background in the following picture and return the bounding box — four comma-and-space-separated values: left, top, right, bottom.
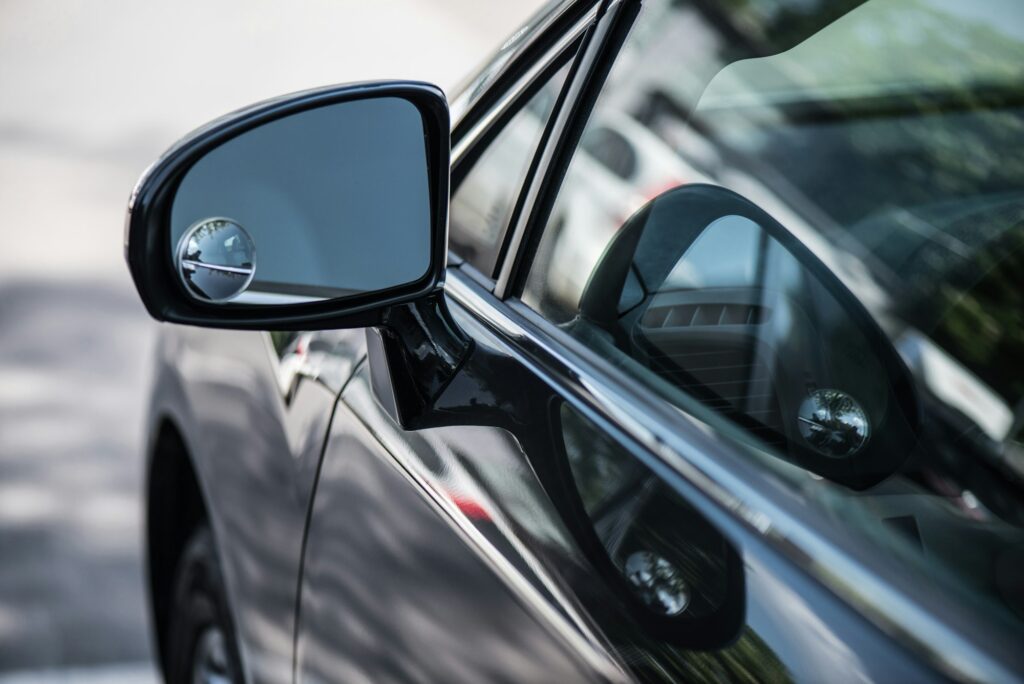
0, 1, 544, 680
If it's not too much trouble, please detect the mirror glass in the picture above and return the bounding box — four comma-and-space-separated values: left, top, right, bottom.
170, 97, 432, 305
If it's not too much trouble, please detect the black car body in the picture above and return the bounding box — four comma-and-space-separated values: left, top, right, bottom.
130, 0, 1024, 682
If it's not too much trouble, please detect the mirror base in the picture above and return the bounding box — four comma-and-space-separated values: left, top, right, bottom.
368, 291, 474, 429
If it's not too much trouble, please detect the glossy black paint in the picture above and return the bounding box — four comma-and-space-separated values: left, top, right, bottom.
297, 285, 939, 682
125, 81, 450, 331
297, 395, 604, 683
145, 327, 360, 682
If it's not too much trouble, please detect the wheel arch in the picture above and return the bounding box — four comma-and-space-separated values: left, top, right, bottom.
146, 415, 210, 676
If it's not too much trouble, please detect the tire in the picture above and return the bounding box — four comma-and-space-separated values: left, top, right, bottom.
166, 526, 244, 684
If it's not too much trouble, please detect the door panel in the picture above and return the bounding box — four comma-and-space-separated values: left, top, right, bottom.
296, 390, 605, 684
297, 284, 936, 682
158, 327, 363, 683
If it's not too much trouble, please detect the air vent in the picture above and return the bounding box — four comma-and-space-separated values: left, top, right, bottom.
642, 303, 769, 329
646, 345, 786, 447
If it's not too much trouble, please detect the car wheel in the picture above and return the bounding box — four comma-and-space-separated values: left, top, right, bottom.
166, 526, 243, 684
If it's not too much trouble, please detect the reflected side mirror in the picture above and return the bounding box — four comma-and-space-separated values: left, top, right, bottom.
576, 184, 922, 490
550, 401, 746, 652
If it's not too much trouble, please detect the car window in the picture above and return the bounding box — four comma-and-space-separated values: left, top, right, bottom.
449, 61, 571, 275
522, 0, 1024, 632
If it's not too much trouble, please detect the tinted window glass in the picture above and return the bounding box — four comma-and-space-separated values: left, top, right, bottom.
449, 62, 570, 274
523, 0, 1024, 632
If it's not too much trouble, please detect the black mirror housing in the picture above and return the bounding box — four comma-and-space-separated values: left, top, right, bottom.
124, 81, 450, 331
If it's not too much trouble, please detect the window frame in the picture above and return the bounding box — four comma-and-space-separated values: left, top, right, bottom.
492, 0, 639, 299
447, 2, 599, 285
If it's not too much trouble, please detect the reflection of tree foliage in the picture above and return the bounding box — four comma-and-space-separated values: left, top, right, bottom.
820, 1, 1024, 223
629, 0, 1024, 240
269, 331, 299, 355
622, 627, 790, 683
687, 0, 1024, 413
705, 0, 865, 58
722, 0, 1024, 227
931, 226, 1024, 404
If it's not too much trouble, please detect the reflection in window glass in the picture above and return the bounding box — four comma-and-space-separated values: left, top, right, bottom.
449, 62, 571, 275
560, 402, 732, 622
557, 404, 780, 681
521, 0, 1024, 633
663, 215, 761, 290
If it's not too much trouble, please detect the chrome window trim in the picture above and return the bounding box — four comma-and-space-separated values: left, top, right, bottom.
449, 0, 599, 139
450, 5, 598, 166
494, 0, 626, 298
445, 267, 1020, 684
447, 3, 598, 281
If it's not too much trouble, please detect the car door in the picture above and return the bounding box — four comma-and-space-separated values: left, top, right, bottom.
301, 279, 946, 683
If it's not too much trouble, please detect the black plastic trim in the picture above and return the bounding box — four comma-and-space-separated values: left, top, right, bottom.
367, 292, 474, 429
451, 38, 583, 193
497, 0, 641, 299
487, 34, 589, 280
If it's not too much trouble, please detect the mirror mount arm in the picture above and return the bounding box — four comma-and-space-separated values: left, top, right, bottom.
367, 290, 474, 430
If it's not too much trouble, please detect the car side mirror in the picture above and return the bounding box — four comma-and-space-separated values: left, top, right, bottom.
124, 81, 450, 330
